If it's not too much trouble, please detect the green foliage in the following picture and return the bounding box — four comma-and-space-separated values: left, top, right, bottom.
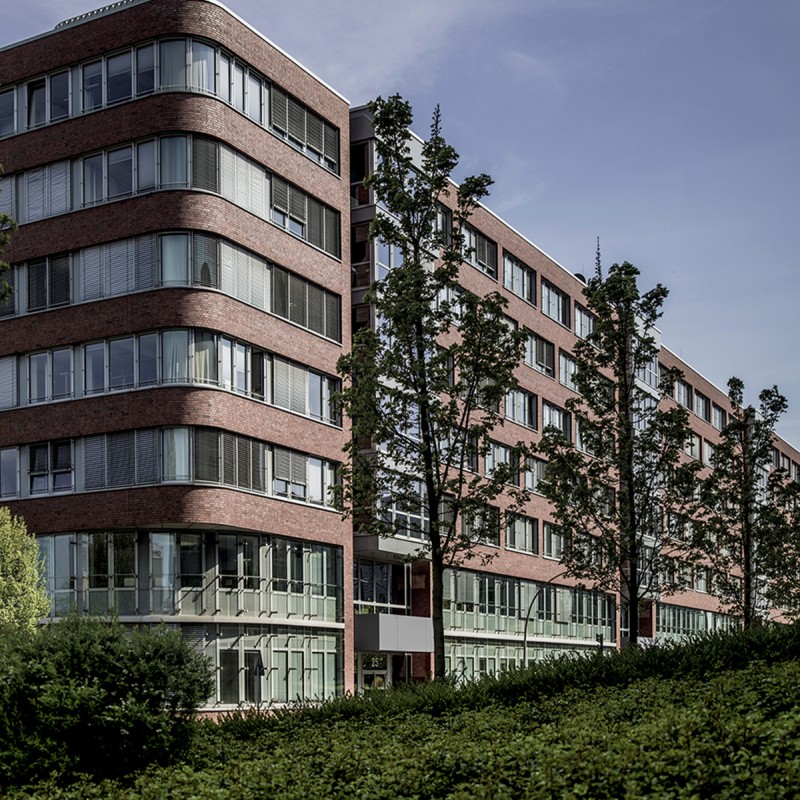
695, 378, 797, 626
337, 95, 528, 675
537, 261, 699, 643
12, 623, 800, 799
0, 616, 214, 787
0, 507, 49, 631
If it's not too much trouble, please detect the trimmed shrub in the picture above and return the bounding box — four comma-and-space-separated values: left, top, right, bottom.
0, 616, 214, 787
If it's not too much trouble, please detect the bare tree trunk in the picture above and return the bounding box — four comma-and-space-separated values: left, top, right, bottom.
431, 555, 446, 678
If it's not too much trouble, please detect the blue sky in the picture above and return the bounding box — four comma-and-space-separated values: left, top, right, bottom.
5, 0, 800, 445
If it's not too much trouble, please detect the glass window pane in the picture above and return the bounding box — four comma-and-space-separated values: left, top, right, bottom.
161, 330, 189, 383
0, 448, 18, 498
84, 343, 105, 394
83, 155, 104, 205
218, 533, 237, 588
106, 52, 132, 104
109, 338, 135, 389
51, 348, 72, 399
28, 353, 47, 403
136, 140, 156, 191
49, 71, 70, 121
107, 147, 133, 198
194, 331, 218, 384
27, 80, 46, 128
159, 40, 187, 90
0, 90, 15, 137
232, 62, 245, 111
136, 45, 155, 95
82, 61, 103, 111
234, 343, 246, 393
160, 234, 189, 286
138, 333, 158, 385
246, 73, 261, 122
159, 135, 188, 187
219, 650, 239, 704
180, 533, 203, 587
190, 41, 215, 93
218, 54, 230, 103
162, 427, 190, 480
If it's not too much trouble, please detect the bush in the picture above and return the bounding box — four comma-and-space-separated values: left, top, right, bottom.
0, 616, 214, 787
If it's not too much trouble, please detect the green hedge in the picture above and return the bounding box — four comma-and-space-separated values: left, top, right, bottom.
0, 616, 214, 787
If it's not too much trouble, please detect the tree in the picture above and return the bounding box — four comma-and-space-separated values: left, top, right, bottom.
759, 474, 800, 619
0, 615, 215, 785
0, 508, 49, 632
0, 165, 16, 303
337, 96, 527, 678
537, 262, 699, 646
695, 378, 797, 627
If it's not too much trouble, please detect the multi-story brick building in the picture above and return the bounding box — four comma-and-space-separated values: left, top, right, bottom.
1, 0, 798, 703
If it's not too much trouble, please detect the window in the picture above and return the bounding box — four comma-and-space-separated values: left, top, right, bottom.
159, 40, 187, 90
674, 379, 692, 409
0, 269, 14, 318
0, 89, 15, 137
541, 280, 570, 327
559, 351, 578, 392
463, 505, 500, 546
484, 442, 517, 485
82, 61, 103, 111
354, 558, 408, 613
193, 428, 265, 492
107, 147, 133, 198
543, 522, 565, 559
271, 539, 305, 594
506, 514, 538, 554
694, 567, 709, 593
162, 427, 190, 481
136, 45, 155, 95
694, 391, 711, 422
350, 142, 370, 207
375, 237, 404, 281
574, 304, 595, 339
503, 253, 535, 304
524, 457, 546, 493
704, 440, 716, 467
271, 176, 340, 257
505, 388, 537, 429
82, 140, 168, 206
380, 482, 429, 540
27, 79, 46, 128
271, 356, 339, 424
271, 86, 339, 172
271, 265, 341, 341
272, 446, 337, 507
636, 354, 659, 389
84, 429, 158, 489
27, 254, 70, 311
24, 161, 70, 221
525, 331, 555, 377
0, 356, 16, 409
191, 41, 216, 95
543, 402, 571, 441
27, 349, 72, 404
106, 52, 132, 104
685, 433, 701, 460
0, 448, 19, 498
712, 404, 727, 431
29, 440, 72, 494
49, 71, 70, 121
462, 225, 497, 278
